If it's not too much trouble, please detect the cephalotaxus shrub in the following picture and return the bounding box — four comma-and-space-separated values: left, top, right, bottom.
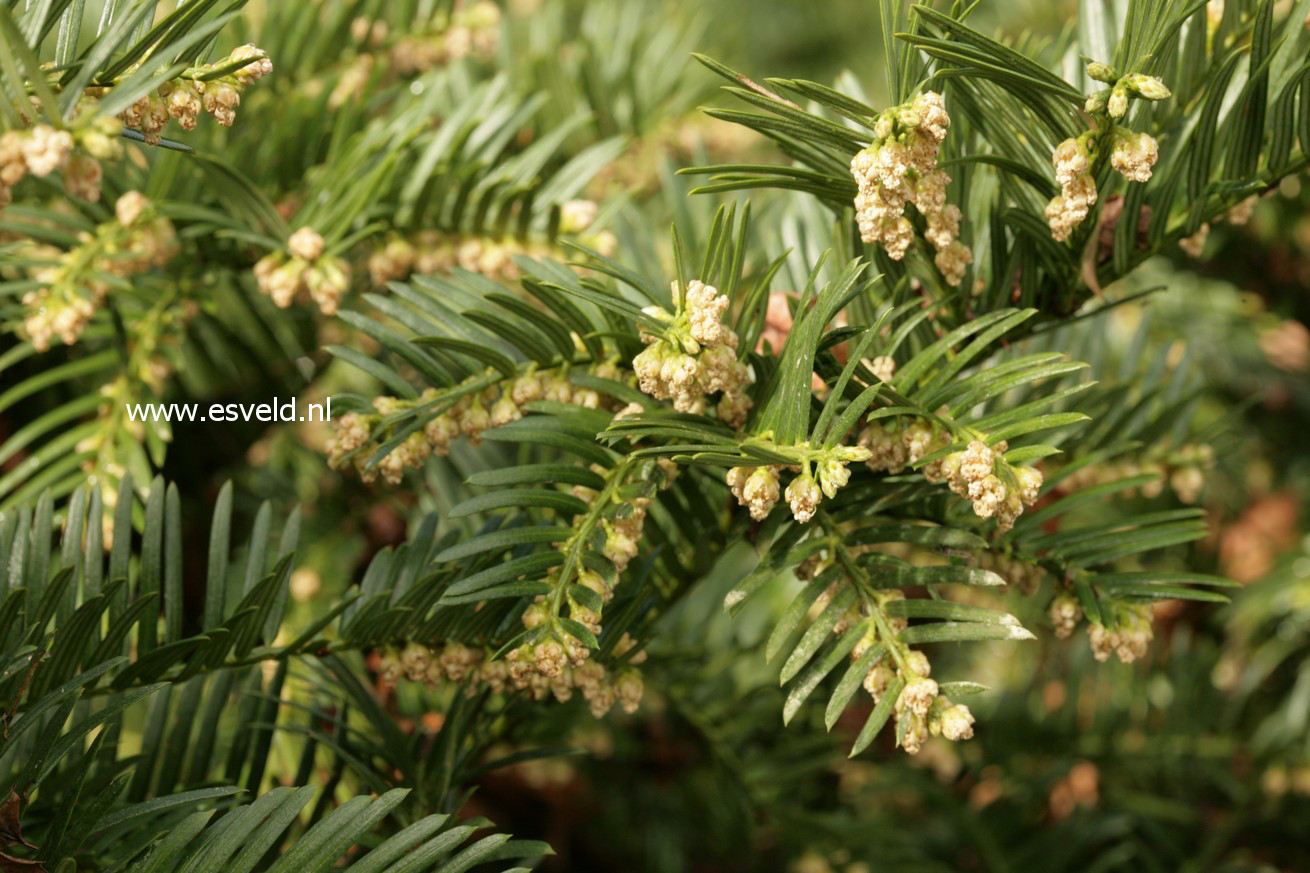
0, 0, 1306, 869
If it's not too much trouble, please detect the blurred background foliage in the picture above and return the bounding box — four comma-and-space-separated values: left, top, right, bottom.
1, 0, 1309, 871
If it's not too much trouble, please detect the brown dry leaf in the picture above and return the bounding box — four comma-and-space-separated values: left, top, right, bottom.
0, 792, 40, 873
0, 792, 28, 849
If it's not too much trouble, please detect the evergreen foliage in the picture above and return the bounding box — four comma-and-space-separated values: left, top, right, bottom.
1, 0, 1307, 870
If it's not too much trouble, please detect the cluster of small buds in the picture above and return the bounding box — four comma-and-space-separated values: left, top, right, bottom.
857, 415, 950, 480
1048, 68, 1170, 241
506, 464, 674, 689
861, 645, 974, 754
0, 131, 25, 207
62, 153, 102, 201
1085, 66, 1172, 120
574, 662, 645, 718
326, 363, 621, 484
20, 191, 177, 351
328, 53, 378, 109
848, 92, 972, 285
376, 636, 646, 719
590, 461, 677, 575
1057, 457, 1165, 499
329, 4, 497, 106
230, 44, 274, 83
1226, 194, 1258, 226
977, 549, 1046, 595
505, 624, 648, 715
727, 465, 781, 521
865, 355, 896, 383
927, 695, 976, 743
600, 501, 646, 574
1169, 443, 1215, 503
559, 199, 598, 233
632, 279, 753, 425
1179, 223, 1210, 257
940, 440, 1043, 531
0, 118, 118, 205
727, 447, 869, 524
1048, 65, 1169, 240
785, 472, 823, 523
1109, 130, 1159, 183
1088, 602, 1154, 663
388, 2, 501, 76
115, 45, 271, 143
1045, 135, 1099, 242
366, 223, 617, 287
1049, 591, 1083, 638
684, 279, 729, 345
1054, 444, 1213, 503
14, 124, 73, 177
253, 227, 352, 314
817, 447, 871, 497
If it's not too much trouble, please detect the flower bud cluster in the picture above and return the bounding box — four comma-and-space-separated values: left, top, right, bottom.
5, 123, 72, 179
1109, 130, 1159, 183
501, 461, 674, 694
388, 2, 501, 76
598, 493, 649, 574
0, 114, 122, 206
1055, 443, 1212, 504
848, 92, 972, 284
726, 465, 781, 521
366, 220, 617, 287
21, 191, 177, 351
1226, 194, 1258, 226
113, 45, 271, 143
632, 280, 753, 425
254, 227, 352, 315
1088, 602, 1154, 663
1167, 443, 1214, 503
1179, 223, 1210, 257
1050, 67, 1169, 241
859, 643, 974, 754
857, 415, 950, 480
329, 4, 498, 107
940, 440, 1043, 531
377, 634, 646, 719
1086, 70, 1172, 120
1046, 126, 1160, 241
727, 446, 870, 524
1049, 591, 1083, 638
509, 601, 649, 711
1044, 135, 1099, 242
976, 549, 1046, 595
865, 355, 896, 383
785, 471, 823, 524
327, 363, 621, 484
